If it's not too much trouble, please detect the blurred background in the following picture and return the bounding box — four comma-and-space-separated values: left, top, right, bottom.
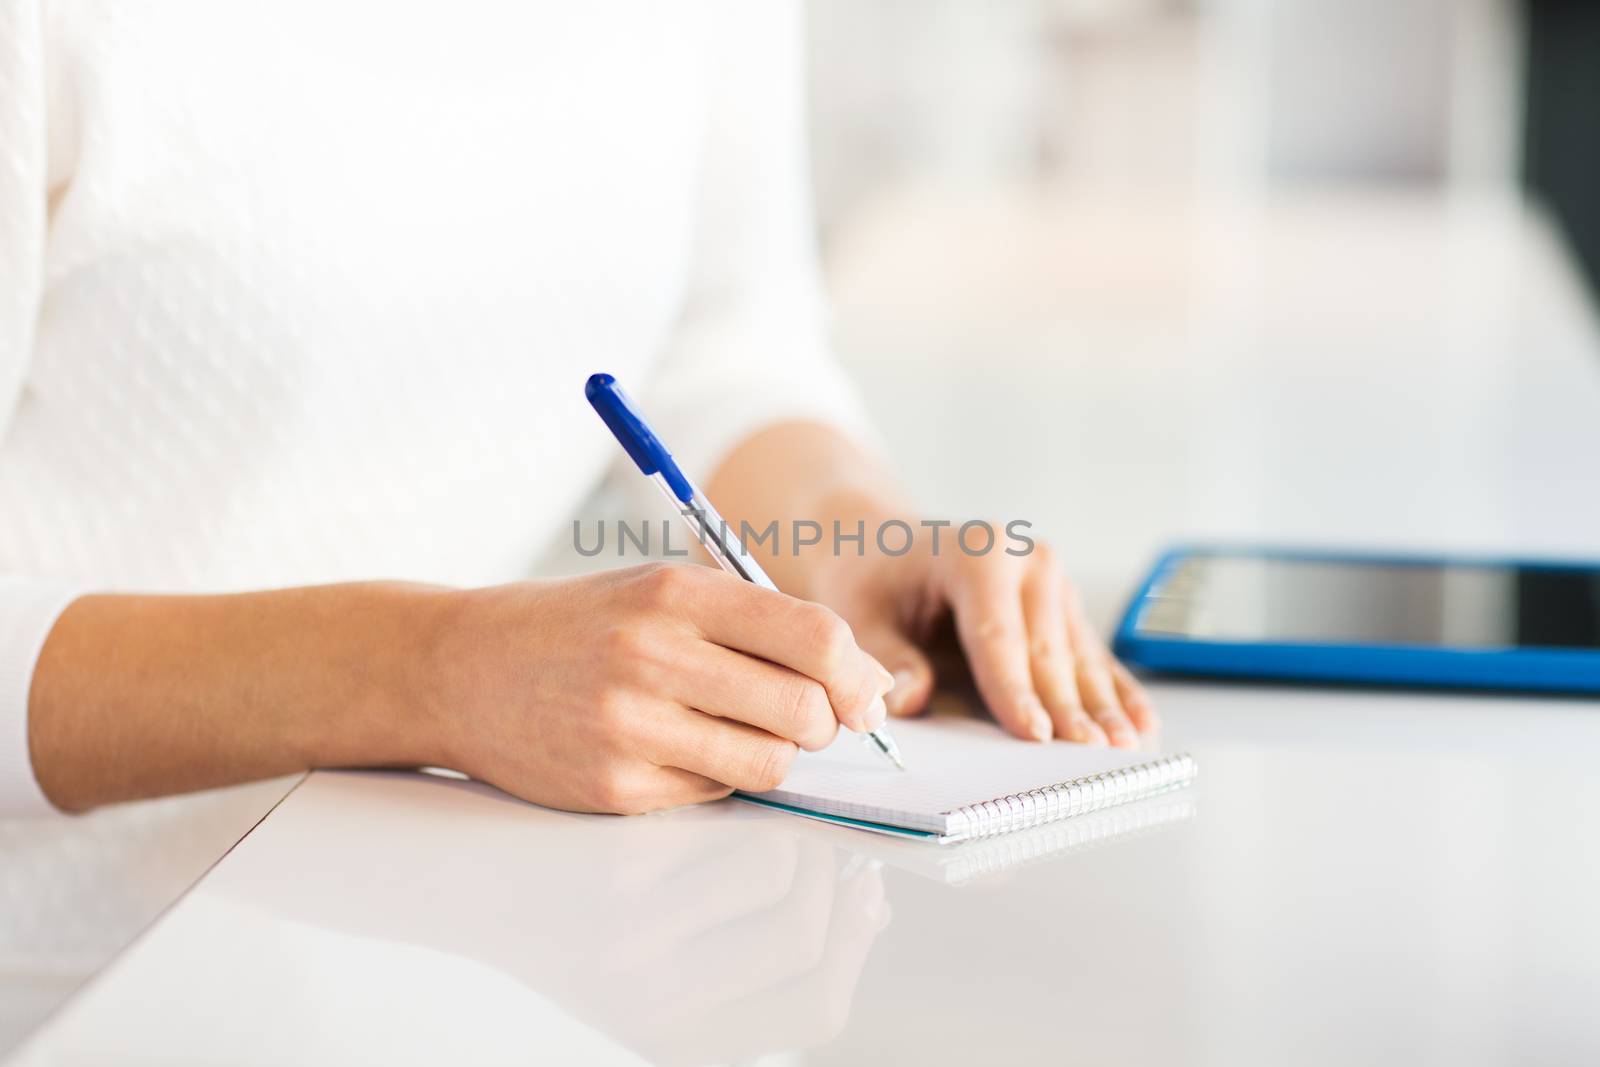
799, 0, 1600, 617
809, 0, 1523, 228
808, 0, 1595, 273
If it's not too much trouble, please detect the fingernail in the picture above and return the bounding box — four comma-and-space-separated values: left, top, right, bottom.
1029, 709, 1053, 742
892, 668, 917, 695
864, 693, 888, 732
1112, 728, 1138, 748
1065, 714, 1088, 744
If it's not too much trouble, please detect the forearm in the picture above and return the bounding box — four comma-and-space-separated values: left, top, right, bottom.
705, 421, 910, 601
28, 582, 448, 812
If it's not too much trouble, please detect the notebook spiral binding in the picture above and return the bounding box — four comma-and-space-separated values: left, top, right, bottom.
938, 797, 1196, 885
944, 752, 1197, 841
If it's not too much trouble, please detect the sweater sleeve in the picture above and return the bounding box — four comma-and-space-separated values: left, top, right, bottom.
0, 0, 82, 816
0, 581, 83, 815
634, 0, 876, 483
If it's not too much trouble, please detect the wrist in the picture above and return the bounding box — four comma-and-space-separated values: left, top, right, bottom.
390, 580, 559, 779
307, 581, 459, 772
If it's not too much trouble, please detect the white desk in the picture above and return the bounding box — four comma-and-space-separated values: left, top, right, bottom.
13, 188, 1600, 1065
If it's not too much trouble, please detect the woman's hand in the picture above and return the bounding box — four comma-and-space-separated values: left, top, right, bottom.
420, 563, 894, 814
703, 420, 1158, 751
29, 565, 890, 815
809, 539, 1158, 749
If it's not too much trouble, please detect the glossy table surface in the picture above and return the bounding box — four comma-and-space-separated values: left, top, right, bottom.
13, 188, 1600, 1065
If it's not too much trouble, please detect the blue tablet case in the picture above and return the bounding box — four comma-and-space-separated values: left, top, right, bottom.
1113, 546, 1600, 695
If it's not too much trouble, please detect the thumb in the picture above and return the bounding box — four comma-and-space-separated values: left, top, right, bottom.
856, 624, 935, 719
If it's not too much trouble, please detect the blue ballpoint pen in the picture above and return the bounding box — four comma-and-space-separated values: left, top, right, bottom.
586, 372, 906, 771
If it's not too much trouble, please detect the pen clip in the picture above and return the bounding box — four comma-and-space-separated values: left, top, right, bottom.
585, 373, 694, 503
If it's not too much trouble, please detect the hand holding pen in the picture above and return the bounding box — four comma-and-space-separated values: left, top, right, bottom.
588, 373, 906, 771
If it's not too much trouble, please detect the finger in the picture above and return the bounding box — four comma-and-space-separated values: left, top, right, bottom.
592, 762, 734, 816
1112, 658, 1160, 736
651, 766, 742, 807
1076, 654, 1136, 748
948, 566, 1052, 741
645, 706, 800, 793
855, 622, 936, 718
660, 566, 892, 733
1063, 586, 1138, 748
1019, 562, 1100, 745
665, 638, 838, 751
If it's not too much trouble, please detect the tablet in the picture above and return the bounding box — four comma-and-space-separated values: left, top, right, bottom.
1112, 547, 1600, 694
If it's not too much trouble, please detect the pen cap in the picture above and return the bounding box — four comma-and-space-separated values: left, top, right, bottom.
585, 373, 694, 503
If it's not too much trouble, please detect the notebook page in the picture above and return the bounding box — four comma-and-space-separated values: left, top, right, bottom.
749, 714, 1172, 835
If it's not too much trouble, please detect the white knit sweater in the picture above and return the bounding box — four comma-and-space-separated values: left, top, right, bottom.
0, 0, 867, 814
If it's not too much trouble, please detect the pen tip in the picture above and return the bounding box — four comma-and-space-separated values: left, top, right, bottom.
862, 728, 907, 771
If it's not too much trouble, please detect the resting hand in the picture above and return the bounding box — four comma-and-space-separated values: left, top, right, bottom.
809, 538, 1157, 748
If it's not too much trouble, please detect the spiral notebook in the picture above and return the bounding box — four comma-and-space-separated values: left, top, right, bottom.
740, 714, 1196, 844
784, 793, 1198, 883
